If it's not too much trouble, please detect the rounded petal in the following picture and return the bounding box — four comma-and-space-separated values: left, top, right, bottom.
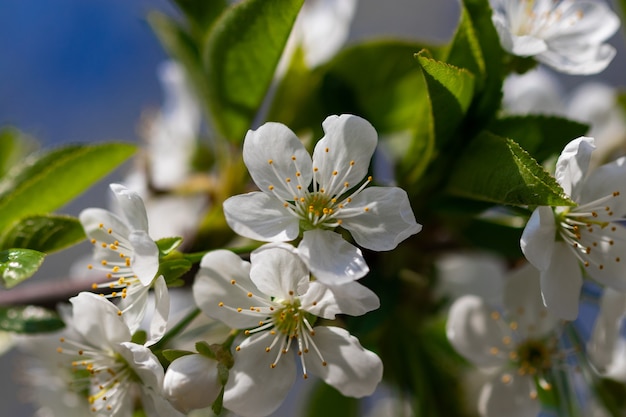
193, 250, 269, 329
588, 288, 626, 372
520, 206, 556, 271
128, 230, 159, 286
70, 292, 130, 347
446, 295, 509, 368
145, 276, 170, 347
110, 183, 150, 232
301, 281, 380, 319
163, 354, 221, 413
117, 342, 164, 391
546, 2, 620, 45
538, 43, 616, 75
540, 242, 583, 320
503, 263, 558, 338
224, 332, 296, 417
250, 244, 310, 299
307, 326, 382, 397
243, 122, 312, 201
298, 229, 369, 285
312, 114, 377, 196
223, 192, 300, 242
341, 187, 421, 251
581, 156, 626, 216
478, 373, 540, 417
582, 224, 626, 291
554, 136, 595, 198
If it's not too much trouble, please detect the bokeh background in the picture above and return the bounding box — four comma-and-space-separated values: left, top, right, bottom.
1, 0, 625, 415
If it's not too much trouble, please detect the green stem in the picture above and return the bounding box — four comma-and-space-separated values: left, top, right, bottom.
151, 307, 201, 351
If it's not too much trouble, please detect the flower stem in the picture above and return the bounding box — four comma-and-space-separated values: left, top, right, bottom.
151, 307, 201, 351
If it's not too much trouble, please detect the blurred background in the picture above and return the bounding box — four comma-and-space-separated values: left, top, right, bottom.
1, 0, 625, 415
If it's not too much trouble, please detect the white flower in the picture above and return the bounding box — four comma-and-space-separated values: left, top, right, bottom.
490, 0, 620, 74
521, 137, 626, 320
79, 183, 161, 332
57, 291, 181, 417
163, 353, 221, 413
446, 263, 560, 417
192, 245, 383, 417
587, 288, 626, 380
223, 114, 421, 284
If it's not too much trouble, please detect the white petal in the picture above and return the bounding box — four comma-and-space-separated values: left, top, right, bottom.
503, 263, 558, 338
117, 342, 164, 391
70, 292, 130, 347
538, 44, 616, 75
588, 288, 626, 373
79, 207, 131, 241
129, 230, 159, 286
141, 387, 186, 417
250, 244, 310, 298
478, 373, 540, 417
118, 284, 150, 335
110, 183, 150, 232
298, 229, 369, 285
145, 276, 170, 347
554, 136, 595, 198
301, 281, 380, 319
163, 354, 221, 413
583, 225, 626, 291
223, 192, 300, 242
340, 187, 421, 251
193, 250, 269, 329
581, 156, 626, 215
520, 206, 556, 271
243, 122, 312, 201
312, 114, 377, 196
508, 34, 549, 56
540, 242, 583, 320
446, 295, 509, 368
224, 332, 296, 417
546, 2, 620, 45
307, 326, 383, 397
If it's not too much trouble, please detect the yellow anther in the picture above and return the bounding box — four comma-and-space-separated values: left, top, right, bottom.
268, 159, 273, 164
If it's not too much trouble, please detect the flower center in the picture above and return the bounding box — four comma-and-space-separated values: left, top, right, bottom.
513, 339, 554, 375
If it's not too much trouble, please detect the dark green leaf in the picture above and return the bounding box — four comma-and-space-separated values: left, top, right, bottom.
489, 116, 589, 161
156, 237, 184, 257
212, 387, 225, 415
0, 305, 64, 333
0, 249, 46, 288
0, 143, 135, 231
415, 49, 475, 146
0, 215, 85, 253
304, 381, 359, 417
204, 0, 304, 142
447, 131, 576, 206
172, 0, 227, 39
158, 258, 193, 285
131, 330, 147, 345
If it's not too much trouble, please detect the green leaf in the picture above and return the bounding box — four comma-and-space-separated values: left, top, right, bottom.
204, 0, 304, 142
489, 115, 589, 162
0, 128, 37, 179
172, 0, 227, 39
0, 305, 64, 333
0, 214, 85, 253
156, 237, 184, 257
415, 49, 475, 146
0, 143, 135, 231
158, 258, 193, 285
131, 330, 147, 345
196, 341, 216, 359
0, 249, 46, 288
304, 382, 359, 417
445, 0, 504, 124
447, 131, 576, 206
162, 349, 194, 363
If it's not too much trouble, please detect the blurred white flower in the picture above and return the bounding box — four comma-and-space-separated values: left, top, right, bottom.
80, 183, 165, 334
587, 288, 626, 380
521, 137, 626, 320
57, 291, 180, 417
490, 0, 619, 74
192, 245, 382, 417
223, 114, 421, 284
446, 263, 560, 417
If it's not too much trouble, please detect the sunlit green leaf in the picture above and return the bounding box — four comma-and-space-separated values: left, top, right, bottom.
0, 143, 135, 231
0, 305, 64, 333
447, 131, 576, 206
172, 0, 227, 39
0, 249, 46, 289
156, 237, 184, 257
158, 258, 192, 285
0, 215, 85, 253
204, 0, 304, 142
